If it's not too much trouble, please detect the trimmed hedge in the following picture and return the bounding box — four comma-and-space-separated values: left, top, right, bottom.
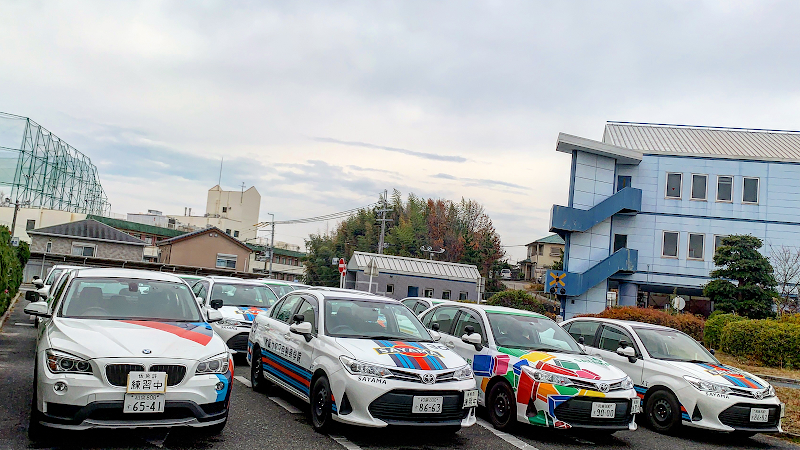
704, 313, 746, 349
486, 290, 559, 317
0, 227, 27, 317
721, 319, 800, 369
579, 306, 706, 341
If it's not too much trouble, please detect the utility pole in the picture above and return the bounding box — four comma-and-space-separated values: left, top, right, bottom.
268, 213, 275, 279
9, 198, 29, 237
376, 189, 393, 254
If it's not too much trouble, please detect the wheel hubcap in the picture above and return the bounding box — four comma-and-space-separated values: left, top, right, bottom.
494, 392, 510, 420
314, 387, 327, 420
653, 399, 672, 423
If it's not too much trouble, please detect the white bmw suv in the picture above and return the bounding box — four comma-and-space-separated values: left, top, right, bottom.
25, 268, 233, 437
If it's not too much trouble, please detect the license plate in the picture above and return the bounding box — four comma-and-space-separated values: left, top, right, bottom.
126, 371, 168, 394
463, 389, 479, 408
631, 398, 642, 414
591, 402, 617, 418
750, 408, 769, 423
412, 396, 443, 414
123, 393, 165, 413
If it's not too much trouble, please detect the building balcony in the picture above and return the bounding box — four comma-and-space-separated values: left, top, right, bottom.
550, 187, 642, 234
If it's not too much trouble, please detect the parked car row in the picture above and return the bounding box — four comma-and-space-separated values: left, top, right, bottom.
21, 265, 785, 442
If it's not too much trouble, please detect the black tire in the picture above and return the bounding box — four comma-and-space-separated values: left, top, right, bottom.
250, 346, 270, 394
645, 390, 681, 434
28, 376, 46, 441
202, 416, 228, 435
310, 376, 334, 432
487, 381, 516, 431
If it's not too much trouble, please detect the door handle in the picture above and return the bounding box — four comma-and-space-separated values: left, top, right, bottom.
446, 341, 455, 349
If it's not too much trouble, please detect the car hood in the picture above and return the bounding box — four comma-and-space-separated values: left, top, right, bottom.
658, 360, 769, 389
219, 305, 270, 322
335, 338, 467, 371
494, 348, 629, 381
48, 318, 226, 360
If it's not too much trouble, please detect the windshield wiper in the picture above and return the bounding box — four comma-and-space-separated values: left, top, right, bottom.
656, 358, 712, 363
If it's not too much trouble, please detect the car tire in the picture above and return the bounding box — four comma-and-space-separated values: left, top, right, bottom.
28, 375, 46, 441
487, 381, 516, 431
645, 390, 681, 434
203, 416, 228, 435
310, 375, 334, 433
250, 346, 270, 394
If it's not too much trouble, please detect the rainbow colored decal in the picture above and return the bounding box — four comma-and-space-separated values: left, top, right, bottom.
234, 306, 269, 322
372, 341, 446, 370
122, 321, 214, 346
696, 363, 764, 389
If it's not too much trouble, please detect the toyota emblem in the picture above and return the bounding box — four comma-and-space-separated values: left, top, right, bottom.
598, 383, 610, 393
754, 390, 765, 400
142, 349, 152, 355
421, 373, 436, 384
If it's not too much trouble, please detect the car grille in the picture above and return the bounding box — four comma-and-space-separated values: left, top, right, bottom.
226, 333, 249, 352
105, 364, 145, 387
387, 368, 457, 384
149, 364, 187, 386
718, 404, 781, 430
87, 406, 196, 421
368, 390, 468, 423
552, 397, 631, 428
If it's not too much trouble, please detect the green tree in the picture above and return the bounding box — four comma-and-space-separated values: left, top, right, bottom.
550, 249, 564, 271
702, 235, 777, 319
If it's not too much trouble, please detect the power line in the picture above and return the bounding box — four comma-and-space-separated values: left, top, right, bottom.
254, 201, 379, 228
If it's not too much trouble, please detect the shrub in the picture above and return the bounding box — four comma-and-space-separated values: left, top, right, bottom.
486, 290, 557, 316
579, 306, 706, 341
704, 313, 746, 349
0, 226, 25, 317
721, 319, 800, 369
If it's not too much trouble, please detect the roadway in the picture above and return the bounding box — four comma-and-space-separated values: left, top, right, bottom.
0, 294, 796, 450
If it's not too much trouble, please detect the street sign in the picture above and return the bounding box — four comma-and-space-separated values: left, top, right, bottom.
10, 237, 19, 247
365, 258, 379, 277
672, 296, 686, 311
338, 258, 347, 274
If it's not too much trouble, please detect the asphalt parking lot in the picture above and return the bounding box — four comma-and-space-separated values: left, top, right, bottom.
1, 295, 797, 450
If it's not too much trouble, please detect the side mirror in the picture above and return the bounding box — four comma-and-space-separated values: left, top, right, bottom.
33, 280, 44, 289
429, 330, 441, 342
462, 326, 483, 351
207, 309, 223, 323
292, 314, 305, 324
709, 348, 716, 355
210, 299, 223, 309
25, 290, 39, 302
431, 322, 440, 332
616, 345, 637, 362
24, 301, 51, 318
290, 321, 313, 342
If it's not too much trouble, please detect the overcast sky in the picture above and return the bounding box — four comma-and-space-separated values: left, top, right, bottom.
3, 1, 800, 261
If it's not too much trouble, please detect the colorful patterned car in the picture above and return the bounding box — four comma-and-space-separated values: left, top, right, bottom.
419, 302, 640, 432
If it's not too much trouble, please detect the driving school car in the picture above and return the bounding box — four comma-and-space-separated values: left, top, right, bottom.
419, 303, 639, 432
25, 268, 233, 437
247, 290, 478, 432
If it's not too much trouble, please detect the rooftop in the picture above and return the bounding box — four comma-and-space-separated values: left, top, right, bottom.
28, 219, 146, 245
157, 226, 252, 252
87, 214, 185, 239
529, 234, 565, 246
348, 251, 481, 282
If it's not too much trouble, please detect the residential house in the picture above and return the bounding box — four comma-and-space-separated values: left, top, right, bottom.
157, 226, 252, 272
28, 219, 146, 261
520, 234, 565, 281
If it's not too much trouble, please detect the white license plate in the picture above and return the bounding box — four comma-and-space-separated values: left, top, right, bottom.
591, 402, 617, 419
631, 398, 642, 414
123, 393, 165, 413
412, 396, 443, 414
127, 371, 168, 394
463, 389, 479, 408
750, 408, 769, 423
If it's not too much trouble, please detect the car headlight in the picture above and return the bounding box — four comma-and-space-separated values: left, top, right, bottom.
684, 375, 732, 395
621, 376, 634, 390
522, 366, 571, 386
46, 349, 92, 374
453, 365, 474, 380
340, 356, 392, 377
196, 354, 230, 375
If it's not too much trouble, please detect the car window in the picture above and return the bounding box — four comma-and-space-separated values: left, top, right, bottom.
192, 281, 209, 299
45, 269, 64, 285
325, 299, 431, 341
269, 299, 285, 319
412, 301, 429, 315
633, 327, 717, 363
295, 300, 318, 333
274, 295, 304, 323
401, 299, 417, 310
567, 320, 600, 346
266, 283, 293, 298
453, 310, 487, 343
209, 283, 278, 308
488, 313, 583, 353
421, 306, 460, 334
598, 325, 635, 353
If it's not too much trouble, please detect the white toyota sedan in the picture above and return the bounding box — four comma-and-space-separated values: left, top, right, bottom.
561, 317, 784, 436
247, 289, 478, 432
25, 268, 233, 437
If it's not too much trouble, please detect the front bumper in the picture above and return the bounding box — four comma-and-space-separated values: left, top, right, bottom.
521, 387, 639, 431
40, 400, 227, 430
213, 324, 251, 354
678, 385, 783, 433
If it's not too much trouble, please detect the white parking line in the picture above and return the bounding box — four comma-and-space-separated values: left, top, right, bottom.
269, 396, 303, 414
330, 435, 363, 450
476, 418, 541, 450
233, 376, 251, 387
14, 322, 34, 327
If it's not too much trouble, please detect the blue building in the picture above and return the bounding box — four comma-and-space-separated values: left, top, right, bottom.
549, 122, 800, 318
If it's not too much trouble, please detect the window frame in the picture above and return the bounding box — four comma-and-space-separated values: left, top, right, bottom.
617, 175, 632, 192
45, 242, 52, 253
661, 231, 679, 258
613, 234, 627, 253
385, 284, 394, 295
26, 219, 36, 231
690, 173, 708, 201
597, 324, 641, 357
716, 175, 733, 203
665, 172, 683, 199
742, 177, 760, 204
215, 253, 238, 269
71, 242, 97, 257
423, 288, 434, 298
458, 291, 468, 301
687, 233, 705, 261
442, 290, 451, 300
565, 319, 602, 347
713, 234, 728, 255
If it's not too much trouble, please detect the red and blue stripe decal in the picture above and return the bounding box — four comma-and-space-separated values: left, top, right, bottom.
695, 363, 763, 389
122, 321, 214, 346
372, 340, 445, 370
236, 306, 269, 322
260, 348, 312, 395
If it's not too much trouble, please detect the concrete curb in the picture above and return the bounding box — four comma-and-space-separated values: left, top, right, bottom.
0, 291, 23, 330
756, 373, 800, 387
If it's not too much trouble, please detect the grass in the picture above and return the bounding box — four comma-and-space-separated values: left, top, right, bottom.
775, 386, 800, 436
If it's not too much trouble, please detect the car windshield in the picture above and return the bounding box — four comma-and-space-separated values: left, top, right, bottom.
488, 313, 583, 354
210, 283, 278, 307
59, 277, 202, 321
325, 299, 432, 341
634, 327, 717, 363
45, 269, 63, 285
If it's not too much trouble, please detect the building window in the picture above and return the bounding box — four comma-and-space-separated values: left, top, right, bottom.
662, 231, 679, 258
216, 253, 237, 269
222, 207, 228, 213
691, 174, 707, 201
613, 234, 627, 253
26, 219, 35, 231
233, 230, 239, 238
666, 173, 682, 199
549, 246, 561, 257
688, 233, 705, 260
743, 177, 759, 204
442, 290, 451, 300
717, 176, 733, 202
714, 235, 728, 255
71, 243, 96, 257
458, 291, 468, 301
617, 175, 632, 192
538, 244, 544, 256
45, 242, 52, 253
386, 284, 394, 295
225, 229, 231, 235
423, 288, 434, 298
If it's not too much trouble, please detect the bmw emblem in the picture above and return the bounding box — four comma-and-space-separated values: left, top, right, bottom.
142, 349, 152, 355
598, 383, 610, 393
421, 373, 437, 384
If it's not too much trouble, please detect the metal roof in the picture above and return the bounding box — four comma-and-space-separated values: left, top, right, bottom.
87, 214, 186, 239
528, 234, 565, 246
349, 251, 481, 282
603, 122, 800, 162
28, 219, 146, 245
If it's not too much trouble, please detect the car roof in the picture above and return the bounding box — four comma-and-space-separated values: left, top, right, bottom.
567, 316, 675, 331
208, 276, 272, 286
259, 279, 290, 285
52, 265, 85, 270
466, 303, 549, 318
296, 288, 399, 303
72, 268, 185, 283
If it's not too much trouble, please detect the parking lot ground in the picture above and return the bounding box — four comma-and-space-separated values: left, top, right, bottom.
1, 293, 797, 450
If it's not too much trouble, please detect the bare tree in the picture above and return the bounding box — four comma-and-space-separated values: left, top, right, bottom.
769, 244, 800, 315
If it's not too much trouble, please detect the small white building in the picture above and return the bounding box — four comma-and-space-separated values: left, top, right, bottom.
169, 185, 261, 241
